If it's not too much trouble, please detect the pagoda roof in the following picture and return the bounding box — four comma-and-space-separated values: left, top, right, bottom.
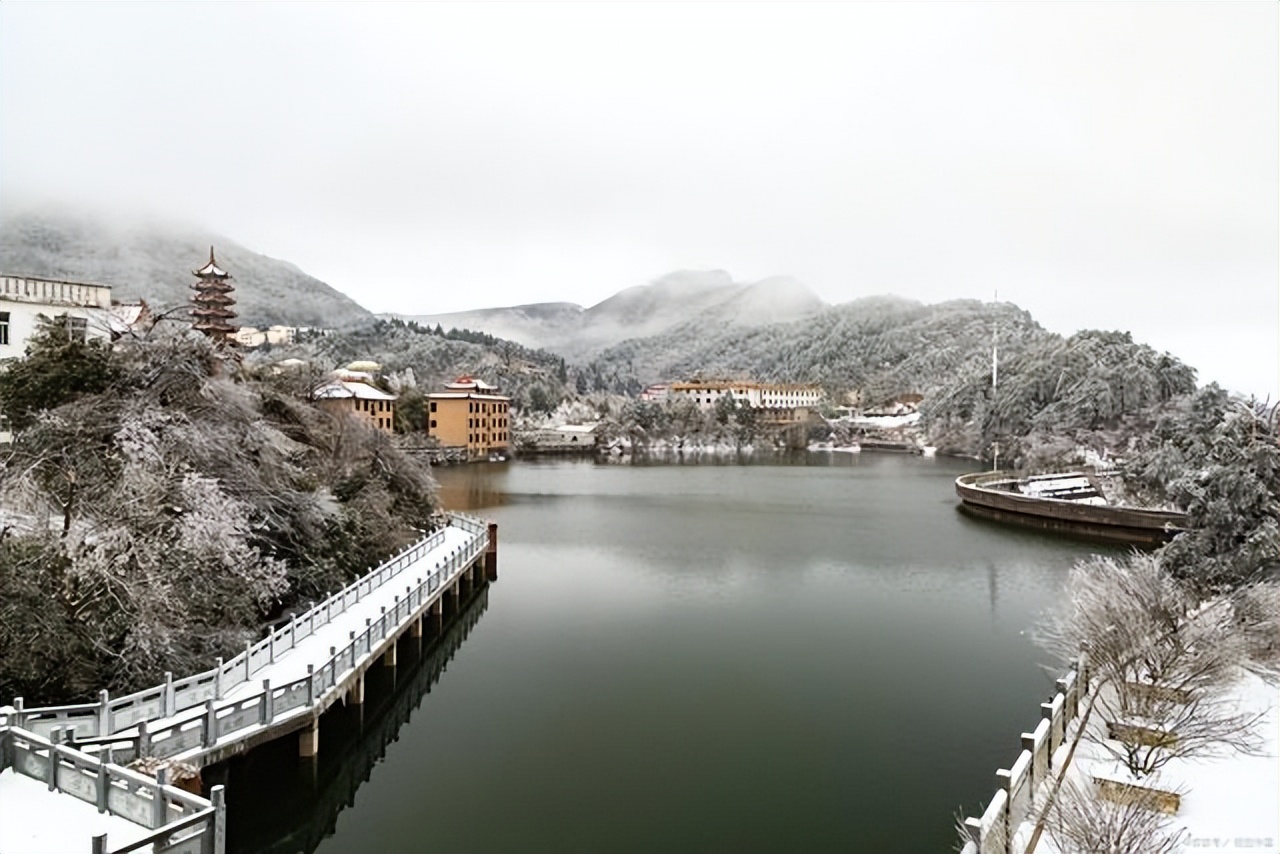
193, 246, 230, 278
444, 375, 500, 392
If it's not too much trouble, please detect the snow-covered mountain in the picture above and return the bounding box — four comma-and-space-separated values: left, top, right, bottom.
389, 270, 826, 360
0, 208, 374, 330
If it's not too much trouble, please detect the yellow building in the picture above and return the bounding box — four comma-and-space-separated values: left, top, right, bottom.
426, 376, 511, 460
314, 380, 397, 433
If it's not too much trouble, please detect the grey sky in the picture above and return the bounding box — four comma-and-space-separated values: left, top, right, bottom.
2, 2, 1276, 398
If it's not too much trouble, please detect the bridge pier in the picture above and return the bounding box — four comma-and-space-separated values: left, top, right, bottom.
348, 672, 365, 706
409, 615, 423, 638
485, 522, 498, 581
383, 642, 397, 668
299, 718, 320, 757
429, 600, 443, 635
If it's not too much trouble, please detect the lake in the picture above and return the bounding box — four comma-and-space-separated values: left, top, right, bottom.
223, 452, 1112, 853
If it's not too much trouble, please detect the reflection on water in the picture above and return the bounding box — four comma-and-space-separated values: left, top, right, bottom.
222, 453, 1117, 854
220, 587, 491, 854
433, 461, 513, 511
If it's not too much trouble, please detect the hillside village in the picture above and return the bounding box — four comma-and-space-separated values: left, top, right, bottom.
0, 256, 939, 460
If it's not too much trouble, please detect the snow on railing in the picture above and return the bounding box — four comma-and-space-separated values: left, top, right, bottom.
0, 724, 225, 854
8, 513, 490, 759
958, 654, 1091, 854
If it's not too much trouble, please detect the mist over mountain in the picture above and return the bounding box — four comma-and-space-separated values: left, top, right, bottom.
579, 295, 1047, 393
389, 270, 826, 361
0, 209, 1204, 450
0, 208, 374, 329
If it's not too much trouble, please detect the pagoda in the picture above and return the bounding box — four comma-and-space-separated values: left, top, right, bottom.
190, 246, 238, 340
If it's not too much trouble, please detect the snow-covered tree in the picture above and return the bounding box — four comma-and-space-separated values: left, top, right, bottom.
1046, 779, 1186, 854
0, 325, 440, 701
1039, 554, 1271, 778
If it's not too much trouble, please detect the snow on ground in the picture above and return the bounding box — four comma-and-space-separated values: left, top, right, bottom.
838, 412, 921, 429
0, 768, 152, 854
1042, 670, 1279, 852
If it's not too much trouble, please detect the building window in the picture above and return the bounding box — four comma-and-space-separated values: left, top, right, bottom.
0, 311, 8, 345
429, 419, 437, 428
430, 401, 437, 412
63, 315, 87, 343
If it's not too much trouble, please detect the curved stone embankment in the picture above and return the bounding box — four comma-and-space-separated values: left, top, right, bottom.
955, 471, 1187, 546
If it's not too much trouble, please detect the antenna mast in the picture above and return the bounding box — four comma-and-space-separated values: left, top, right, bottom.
992, 290, 999, 472
992, 289, 998, 390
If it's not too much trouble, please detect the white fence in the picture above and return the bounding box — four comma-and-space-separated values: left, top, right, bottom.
0, 724, 224, 854
960, 654, 1090, 854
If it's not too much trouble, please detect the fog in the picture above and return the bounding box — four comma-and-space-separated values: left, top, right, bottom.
1, 3, 1275, 397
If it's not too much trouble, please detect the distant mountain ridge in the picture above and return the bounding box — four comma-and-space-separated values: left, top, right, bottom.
0, 209, 374, 329
387, 270, 827, 361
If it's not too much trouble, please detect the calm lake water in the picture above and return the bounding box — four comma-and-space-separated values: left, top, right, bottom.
224, 452, 1113, 853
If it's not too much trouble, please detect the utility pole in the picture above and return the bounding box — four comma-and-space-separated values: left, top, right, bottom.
991, 290, 999, 472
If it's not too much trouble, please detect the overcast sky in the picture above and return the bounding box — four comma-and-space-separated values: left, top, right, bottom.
2, 2, 1276, 397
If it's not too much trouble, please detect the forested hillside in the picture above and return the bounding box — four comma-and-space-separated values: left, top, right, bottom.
579, 297, 1047, 395
279, 319, 575, 415
290, 293, 1200, 465
0, 208, 373, 329
576, 297, 1198, 461
0, 325, 439, 702
392, 270, 825, 360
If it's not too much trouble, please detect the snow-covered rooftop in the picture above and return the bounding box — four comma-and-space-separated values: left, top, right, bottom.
427, 392, 508, 401
556, 423, 600, 434
192, 247, 229, 278
445, 375, 500, 392
314, 380, 397, 401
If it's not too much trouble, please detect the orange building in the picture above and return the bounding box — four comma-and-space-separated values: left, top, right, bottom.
426, 376, 511, 460
314, 380, 397, 433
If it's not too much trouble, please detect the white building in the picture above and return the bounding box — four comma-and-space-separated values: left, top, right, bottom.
2, 275, 117, 442
667, 379, 823, 412
233, 325, 298, 348
1, 275, 114, 359
639, 383, 670, 402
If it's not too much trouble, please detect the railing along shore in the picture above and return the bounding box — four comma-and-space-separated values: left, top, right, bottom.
959, 654, 1092, 854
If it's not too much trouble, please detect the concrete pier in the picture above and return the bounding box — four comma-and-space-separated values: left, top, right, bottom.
299, 719, 320, 757
485, 522, 499, 581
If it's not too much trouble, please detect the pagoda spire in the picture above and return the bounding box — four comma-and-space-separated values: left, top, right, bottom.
190, 246, 237, 340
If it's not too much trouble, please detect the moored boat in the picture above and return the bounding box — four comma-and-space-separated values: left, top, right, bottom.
955, 470, 1187, 546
